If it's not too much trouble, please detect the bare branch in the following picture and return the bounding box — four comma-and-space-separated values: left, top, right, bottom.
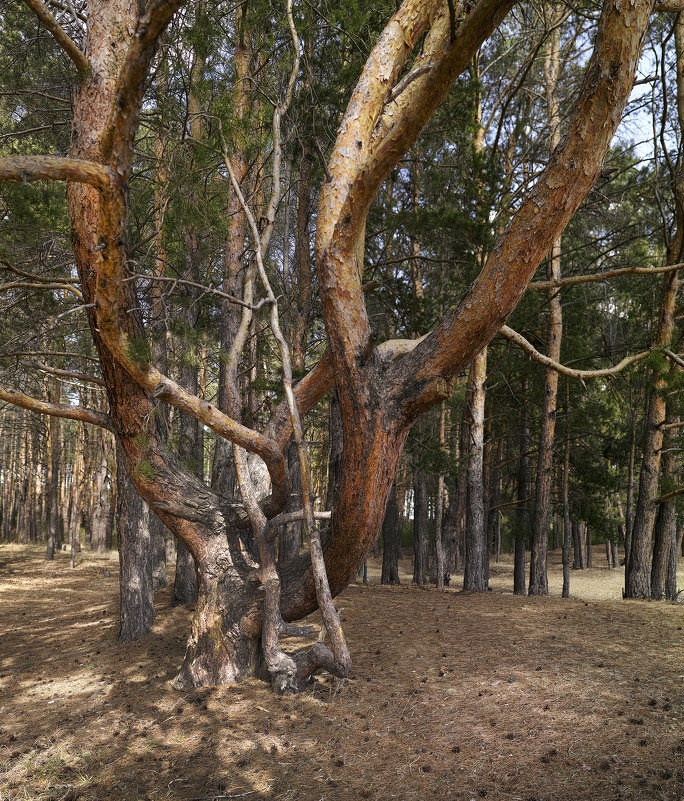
0, 155, 116, 193
0, 387, 112, 429
132, 272, 267, 310
31, 362, 105, 386
265, 510, 331, 540
0, 280, 83, 300
0, 260, 80, 283
657, 486, 684, 502
528, 262, 684, 291
21, 0, 90, 76
386, 62, 434, 103
654, 1, 684, 11
500, 325, 650, 381
663, 348, 684, 369
0, 350, 101, 363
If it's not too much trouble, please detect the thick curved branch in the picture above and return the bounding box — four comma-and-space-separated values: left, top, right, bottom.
0, 387, 112, 429
528, 262, 684, 291
0, 155, 116, 193
316, 0, 443, 365
365, 0, 518, 204
317, 0, 517, 385
21, 0, 91, 77
500, 325, 650, 381
395, 0, 656, 412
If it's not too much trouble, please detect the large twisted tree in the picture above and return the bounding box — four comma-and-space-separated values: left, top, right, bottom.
0, 0, 655, 690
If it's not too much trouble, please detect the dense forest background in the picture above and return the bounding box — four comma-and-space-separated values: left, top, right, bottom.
0, 0, 682, 639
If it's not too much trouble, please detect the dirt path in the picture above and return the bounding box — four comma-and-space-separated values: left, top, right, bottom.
1, 544, 682, 801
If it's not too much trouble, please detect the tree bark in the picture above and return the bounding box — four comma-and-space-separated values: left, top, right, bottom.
117, 447, 155, 643
624, 414, 636, 572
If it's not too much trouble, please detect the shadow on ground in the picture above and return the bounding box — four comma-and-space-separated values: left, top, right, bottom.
0, 544, 682, 801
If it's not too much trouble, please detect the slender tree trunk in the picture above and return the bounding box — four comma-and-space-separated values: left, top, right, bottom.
45, 384, 60, 560
562, 379, 571, 596
381, 481, 401, 584
412, 454, 429, 585
514, 378, 530, 595
573, 521, 581, 570
464, 348, 488, 591
69, 423, 85, 567
626, 275, 678, 597
624, 415, 636, 572
434, 402, 447, 588
651, 409, 678, 599
529, 6, 563, 596
627, 15, 684, 598
585, 525, 592, 568
90, 429, 112, 551
487, 433, 502, 566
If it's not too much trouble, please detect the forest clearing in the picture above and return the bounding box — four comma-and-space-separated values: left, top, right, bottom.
3, 0, 684, 799
1, 544, 682, 801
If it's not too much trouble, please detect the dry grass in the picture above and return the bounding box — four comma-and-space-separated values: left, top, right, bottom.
0, 543, 682, 801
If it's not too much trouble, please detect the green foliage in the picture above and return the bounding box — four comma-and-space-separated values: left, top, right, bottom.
131, 459, 156, 482
126, 336, 152, 368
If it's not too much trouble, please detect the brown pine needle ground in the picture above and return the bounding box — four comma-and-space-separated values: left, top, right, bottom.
1, 544, 682, 801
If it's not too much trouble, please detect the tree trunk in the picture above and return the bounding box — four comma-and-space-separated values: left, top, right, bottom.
626, 292, 677, 598
624, 415, 636, 572
381, 481, 401, 585
90, 428, 112, 551
173, 540, 198, 606
15, 0, 649, 690
150, 511, 168, 590
562, 382, 571, 597
487, 433, 502, 566
45, 394, 60, 560
514, 378, 530, 595
651, 412, 678, 599
412, 456, 429, 586
586, 525, 592, 568
572, 521, 582, 570
627, 14, 683, 598
69, 423, 85, 567
117, 448, 155, 644
611, 539, 619, 571
464, 349, 488, 591
529, 4, 563, 596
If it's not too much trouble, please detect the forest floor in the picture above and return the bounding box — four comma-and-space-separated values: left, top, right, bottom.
1, 544, 683, 801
